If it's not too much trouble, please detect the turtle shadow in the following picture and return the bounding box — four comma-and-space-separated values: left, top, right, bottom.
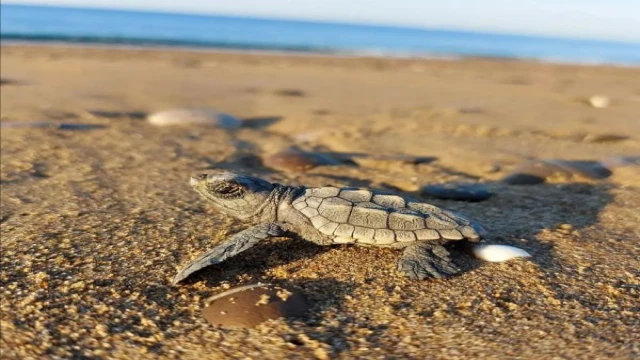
417, 181, 615, 278
178, 236, 334, 287
279, 277, 361, 354
171, 242, 370, 354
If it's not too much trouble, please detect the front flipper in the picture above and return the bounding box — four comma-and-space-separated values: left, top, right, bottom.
172, 223, 284, 284
398, 242, 460, 280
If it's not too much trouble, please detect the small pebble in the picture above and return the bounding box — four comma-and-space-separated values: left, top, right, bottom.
0, 78, 23, 86
88, 110, 147, 119
147, 108, 241, 128
471, 244, 531, 262
581, 133, 629, 143
502, 160, 570, 185
201, 283, 310, 328
421, 183, 493, 202
554, 160, 612, 179
58, 123, 107, 131
502, 159, 612, 185
588, 95, 610, 108
558, 223, 574, 231
274, 89, 306, 97
457, 106, 485, 114
263, 147, 340, 172
312, 109, 331, 116
217, 153, 264, 169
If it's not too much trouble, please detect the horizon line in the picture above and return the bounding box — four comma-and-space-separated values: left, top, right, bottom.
3, 2, 640, 46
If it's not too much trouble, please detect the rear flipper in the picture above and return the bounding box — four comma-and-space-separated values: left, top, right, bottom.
172, 222, 284, 284
398, 242, 460, 280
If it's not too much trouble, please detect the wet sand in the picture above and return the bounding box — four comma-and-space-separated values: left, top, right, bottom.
1, 45, 639, 359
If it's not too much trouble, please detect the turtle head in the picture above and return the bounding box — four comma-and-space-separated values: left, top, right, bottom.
189, 172, 275, 220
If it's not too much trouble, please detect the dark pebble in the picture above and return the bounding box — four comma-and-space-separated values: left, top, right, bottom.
263, 147, 340, 172
312, 109, 331, 116
240, 116, 283, 129
214, 153, 264, 170
502, 159, 612, 185
502, 173, 546, 185
274, 89, 306, 97
88, 110, 147, 119
58, 123, 107, 131
0, 78, 23, 86
201, 283, 311, 328
582, 133, 630, 143
421, 183, 493, 202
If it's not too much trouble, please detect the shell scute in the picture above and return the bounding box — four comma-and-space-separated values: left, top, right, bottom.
353, 227, 375, 242
339, 189, 373, 203
317, 197, 352, 223
310, 187, 341, 198
388, 212, 426, 230
349, 206, 389, 228
372, 194, 406, 208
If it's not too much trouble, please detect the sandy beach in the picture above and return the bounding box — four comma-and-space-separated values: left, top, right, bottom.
1, 45, 639, 359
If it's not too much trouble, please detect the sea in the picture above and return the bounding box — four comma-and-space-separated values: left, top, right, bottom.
2, 3, 640, 66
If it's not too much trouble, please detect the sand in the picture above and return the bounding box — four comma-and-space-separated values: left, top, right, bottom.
1, 45, 639, 359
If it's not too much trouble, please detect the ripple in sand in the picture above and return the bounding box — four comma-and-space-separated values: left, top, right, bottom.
147, 108, 241, 129
0, 122, 106, 130
366, 154, 437, 165
502, 159, 612, 185
201, 283, 310, 328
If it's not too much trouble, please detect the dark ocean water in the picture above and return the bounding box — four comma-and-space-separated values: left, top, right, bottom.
2, 4, 639, 65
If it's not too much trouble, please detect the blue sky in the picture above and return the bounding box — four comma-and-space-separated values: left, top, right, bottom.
5, 0, 640, 42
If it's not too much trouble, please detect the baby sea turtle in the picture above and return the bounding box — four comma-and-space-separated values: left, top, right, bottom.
173, 172, 492, 284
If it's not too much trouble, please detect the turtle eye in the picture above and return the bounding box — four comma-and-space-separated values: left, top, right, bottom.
207, 181, 246, 199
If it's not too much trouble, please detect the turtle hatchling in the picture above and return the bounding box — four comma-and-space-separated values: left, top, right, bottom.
173, 172, 529, 284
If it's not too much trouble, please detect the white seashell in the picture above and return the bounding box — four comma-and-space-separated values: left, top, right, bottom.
471, 244, 531, 262
588, 95, 610, 109
147, 108, 241, 128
